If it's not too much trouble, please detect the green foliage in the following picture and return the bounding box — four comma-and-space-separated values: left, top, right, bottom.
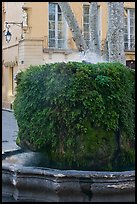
13, 62, 135, 171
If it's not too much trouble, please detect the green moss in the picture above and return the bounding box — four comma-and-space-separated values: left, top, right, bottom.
13, 62, 135, 171
16, 136, 20, 146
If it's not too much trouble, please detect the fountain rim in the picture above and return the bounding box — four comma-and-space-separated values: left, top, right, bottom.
2, 149, 135, 180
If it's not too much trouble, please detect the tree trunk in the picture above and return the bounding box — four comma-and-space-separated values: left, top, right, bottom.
107, 2, 126, 65
58, 2, 87, 52
89, 2, 100, 55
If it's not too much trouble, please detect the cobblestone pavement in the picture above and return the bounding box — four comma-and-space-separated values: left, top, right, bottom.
2, 109, 19, 153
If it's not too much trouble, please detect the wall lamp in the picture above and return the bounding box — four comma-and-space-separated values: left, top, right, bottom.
5, 22, 23, 43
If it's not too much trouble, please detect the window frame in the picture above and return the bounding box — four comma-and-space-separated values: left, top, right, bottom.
82, 4, 90, 48
124, 8, 135, 51
82, 4, 101, 49
48, 3, 67, 49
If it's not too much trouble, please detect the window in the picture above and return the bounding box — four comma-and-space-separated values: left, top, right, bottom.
22, 8, 28, 27
48, 3, 67, 49
83, 5, 90, 47
126, 60, 135, 69
9, 67, 14, 95
83, 5, 101, 48
124, 8, 135, 51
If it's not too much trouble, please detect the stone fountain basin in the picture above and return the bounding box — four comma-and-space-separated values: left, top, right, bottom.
2, 150, 135, 202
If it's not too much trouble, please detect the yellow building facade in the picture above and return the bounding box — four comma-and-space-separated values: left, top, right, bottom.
2, 2, 135, 109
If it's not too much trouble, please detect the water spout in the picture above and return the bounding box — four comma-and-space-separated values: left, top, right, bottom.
71, 50, 108, 64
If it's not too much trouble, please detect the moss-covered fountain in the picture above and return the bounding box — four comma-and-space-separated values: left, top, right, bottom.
2, 62, 135, 202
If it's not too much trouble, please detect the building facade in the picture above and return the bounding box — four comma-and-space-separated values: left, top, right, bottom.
2, 2, 135, 109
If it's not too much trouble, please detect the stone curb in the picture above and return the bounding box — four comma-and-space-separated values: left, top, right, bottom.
2, 108, 14, 112
2, 148, 23, 160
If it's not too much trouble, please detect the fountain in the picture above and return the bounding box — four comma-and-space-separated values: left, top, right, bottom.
68, 50, 108, 64
2, 55, 135, 202
2, 150, 135, 202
